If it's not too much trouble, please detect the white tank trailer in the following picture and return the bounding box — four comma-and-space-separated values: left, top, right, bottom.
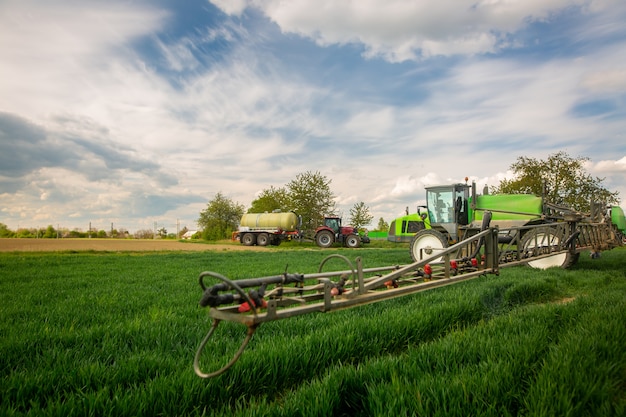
236, 211, 302, 246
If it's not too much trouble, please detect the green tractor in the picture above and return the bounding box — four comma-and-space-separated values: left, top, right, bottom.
388, 181, 626, 269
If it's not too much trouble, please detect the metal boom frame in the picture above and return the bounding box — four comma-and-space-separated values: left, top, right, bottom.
194, 217, 622, 378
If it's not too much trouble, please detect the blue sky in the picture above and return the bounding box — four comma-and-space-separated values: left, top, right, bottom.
1, 0, 625, 233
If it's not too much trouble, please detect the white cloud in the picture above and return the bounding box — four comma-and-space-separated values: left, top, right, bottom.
581, 69, 626, 93
587, 156, 626, 173
0, 1, 169, 121
215, 0, 601, 61
390, 175, 423, 197
210, 0, 250, 16
342, 108, 395, 138
0, 1, 165, 57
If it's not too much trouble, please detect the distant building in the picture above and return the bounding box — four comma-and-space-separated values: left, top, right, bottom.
182, 230, 198, 239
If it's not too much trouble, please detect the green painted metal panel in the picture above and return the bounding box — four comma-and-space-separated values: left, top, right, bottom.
611, 206, 626, 233
470, 194, 543, 221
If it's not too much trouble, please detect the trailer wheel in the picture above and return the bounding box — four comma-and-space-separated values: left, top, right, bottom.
345, 234, 361, 248
241, 233, 256, 246
521, 228, 577, 269
409, 229, 448, 263
257, 233, 269, 246
316, 230, 334, 248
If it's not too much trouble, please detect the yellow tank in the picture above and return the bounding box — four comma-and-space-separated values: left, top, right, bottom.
239, 212, 299, 232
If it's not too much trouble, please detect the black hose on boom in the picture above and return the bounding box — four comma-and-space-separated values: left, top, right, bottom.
198, 271, 304, 308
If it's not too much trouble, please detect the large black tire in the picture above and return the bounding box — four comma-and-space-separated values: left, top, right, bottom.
256, 233, 269, 246
409, 229, 448, 263
241, 233, 256, 246
520, 228, 578, 269
316, 230, 335, 248
345, 234, 361, 248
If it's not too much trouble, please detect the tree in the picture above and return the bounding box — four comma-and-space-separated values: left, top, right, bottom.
286, 171, 336, 231
0, 223, 14, 238
135, 229, 154, 239
376, 217, 389, 232
491, 151, 619, 212
349, 201, 374, 231
15, 228, 33, 238
249, 186, 289, 213
43, 225, 56, 239
198, 192, 245, 241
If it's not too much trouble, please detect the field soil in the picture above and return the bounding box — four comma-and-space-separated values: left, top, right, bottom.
0, 238, 268, 252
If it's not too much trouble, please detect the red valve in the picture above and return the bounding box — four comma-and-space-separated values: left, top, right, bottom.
238, 299, 267, 313
450, 260, 458, 275
423, 264, 432, 279
384, 279, 398, 289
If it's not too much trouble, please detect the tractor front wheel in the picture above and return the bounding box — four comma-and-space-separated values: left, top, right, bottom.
316, 230, 335, 248
345, 234, 361, 248
409, 229, 448, 263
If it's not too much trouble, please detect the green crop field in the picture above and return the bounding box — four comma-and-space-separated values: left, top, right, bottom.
1, 246, 625, 416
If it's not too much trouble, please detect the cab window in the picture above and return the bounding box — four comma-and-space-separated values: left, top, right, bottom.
427, 190, 454, 223
404, 220, 424, 233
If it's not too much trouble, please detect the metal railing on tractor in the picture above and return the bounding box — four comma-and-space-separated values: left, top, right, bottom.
193, 215, 622, 378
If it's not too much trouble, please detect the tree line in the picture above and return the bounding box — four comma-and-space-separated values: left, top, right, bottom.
197, 171, 378, 241
0, 224, 190, 240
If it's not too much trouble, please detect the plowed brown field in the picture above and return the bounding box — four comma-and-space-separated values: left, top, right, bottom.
0, 238, 267, 252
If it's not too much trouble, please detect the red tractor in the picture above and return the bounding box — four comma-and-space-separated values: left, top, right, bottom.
314, 216, 370, 248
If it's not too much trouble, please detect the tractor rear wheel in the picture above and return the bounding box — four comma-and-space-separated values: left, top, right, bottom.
345, 234, 361, 248
409, 229, 448, 263
520, 228, 578, 269
316, 230, 335, 248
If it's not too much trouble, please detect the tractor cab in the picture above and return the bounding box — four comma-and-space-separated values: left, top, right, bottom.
324, 216, 341, 233
425, 183, 470, 242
